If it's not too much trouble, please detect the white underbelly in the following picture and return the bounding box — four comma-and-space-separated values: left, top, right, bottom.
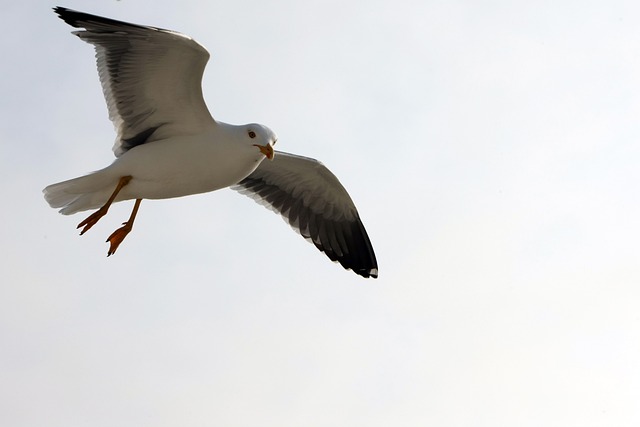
109, 137, 263, 201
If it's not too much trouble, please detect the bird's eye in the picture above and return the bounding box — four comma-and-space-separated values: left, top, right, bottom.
248, 130, 257, 139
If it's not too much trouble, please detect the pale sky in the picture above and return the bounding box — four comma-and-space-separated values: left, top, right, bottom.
2, 1, 640, 426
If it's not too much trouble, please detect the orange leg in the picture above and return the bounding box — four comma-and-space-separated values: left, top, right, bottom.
106, 198, 142, 257
77, 175, 133, 235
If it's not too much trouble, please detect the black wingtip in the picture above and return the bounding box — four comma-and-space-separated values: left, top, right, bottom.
310, 214, 378, 279
53, 6, 169, 33
53, 6, 85, 28
347, 220, 378, 279
337, 215, 378, 279
54, 6, 122, 29
353, 266, 378, 279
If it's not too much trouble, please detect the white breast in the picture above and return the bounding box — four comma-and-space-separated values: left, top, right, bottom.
110, 132, 265, 201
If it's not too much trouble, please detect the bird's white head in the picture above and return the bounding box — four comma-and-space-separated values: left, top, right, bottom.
245, 123, 277, 160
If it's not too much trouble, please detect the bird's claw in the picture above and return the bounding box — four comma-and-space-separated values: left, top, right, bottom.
106, 222, 133, 256
77, 207, 108, 235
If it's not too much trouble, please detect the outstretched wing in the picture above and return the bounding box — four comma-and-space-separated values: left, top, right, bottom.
54, 7, 216, 157
232, 151, 378, 278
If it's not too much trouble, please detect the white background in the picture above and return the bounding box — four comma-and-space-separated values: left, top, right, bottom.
1, 1, 639, 426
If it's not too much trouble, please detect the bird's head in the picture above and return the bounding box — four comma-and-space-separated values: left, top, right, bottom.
245, 123, 277, 160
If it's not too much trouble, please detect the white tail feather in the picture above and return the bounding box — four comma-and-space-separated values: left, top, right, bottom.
43, 169, 117, 215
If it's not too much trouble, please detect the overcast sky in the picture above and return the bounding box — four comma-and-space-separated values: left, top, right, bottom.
2, 1, 640, 426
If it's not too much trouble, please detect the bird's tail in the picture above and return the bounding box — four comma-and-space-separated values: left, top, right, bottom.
43, 169, 117, 215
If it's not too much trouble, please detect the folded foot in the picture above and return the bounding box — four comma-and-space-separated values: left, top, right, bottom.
106, 222, 133, 256
77, 206, 109, 235
105, 198, 142, 256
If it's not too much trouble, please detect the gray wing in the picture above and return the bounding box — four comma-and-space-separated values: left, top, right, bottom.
232, 151, 378, 278
54, 7, 215, 157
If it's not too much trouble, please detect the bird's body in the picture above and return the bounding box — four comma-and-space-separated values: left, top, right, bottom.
44, 7, 378, 278
47, 123, 274, 213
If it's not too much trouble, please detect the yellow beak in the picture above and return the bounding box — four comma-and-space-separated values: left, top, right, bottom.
254, 143, 275, 160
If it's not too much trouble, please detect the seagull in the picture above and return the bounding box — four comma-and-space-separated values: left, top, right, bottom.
44, 7, 378, 278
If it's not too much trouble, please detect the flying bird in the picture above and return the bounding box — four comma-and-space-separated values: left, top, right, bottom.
43, 7, 378, 278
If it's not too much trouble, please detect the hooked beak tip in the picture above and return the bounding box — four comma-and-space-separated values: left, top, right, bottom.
254, 143, 275, 160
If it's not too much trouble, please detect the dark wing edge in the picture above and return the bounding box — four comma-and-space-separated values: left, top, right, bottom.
54, 6, 171, 33
232, 153, 378, 279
